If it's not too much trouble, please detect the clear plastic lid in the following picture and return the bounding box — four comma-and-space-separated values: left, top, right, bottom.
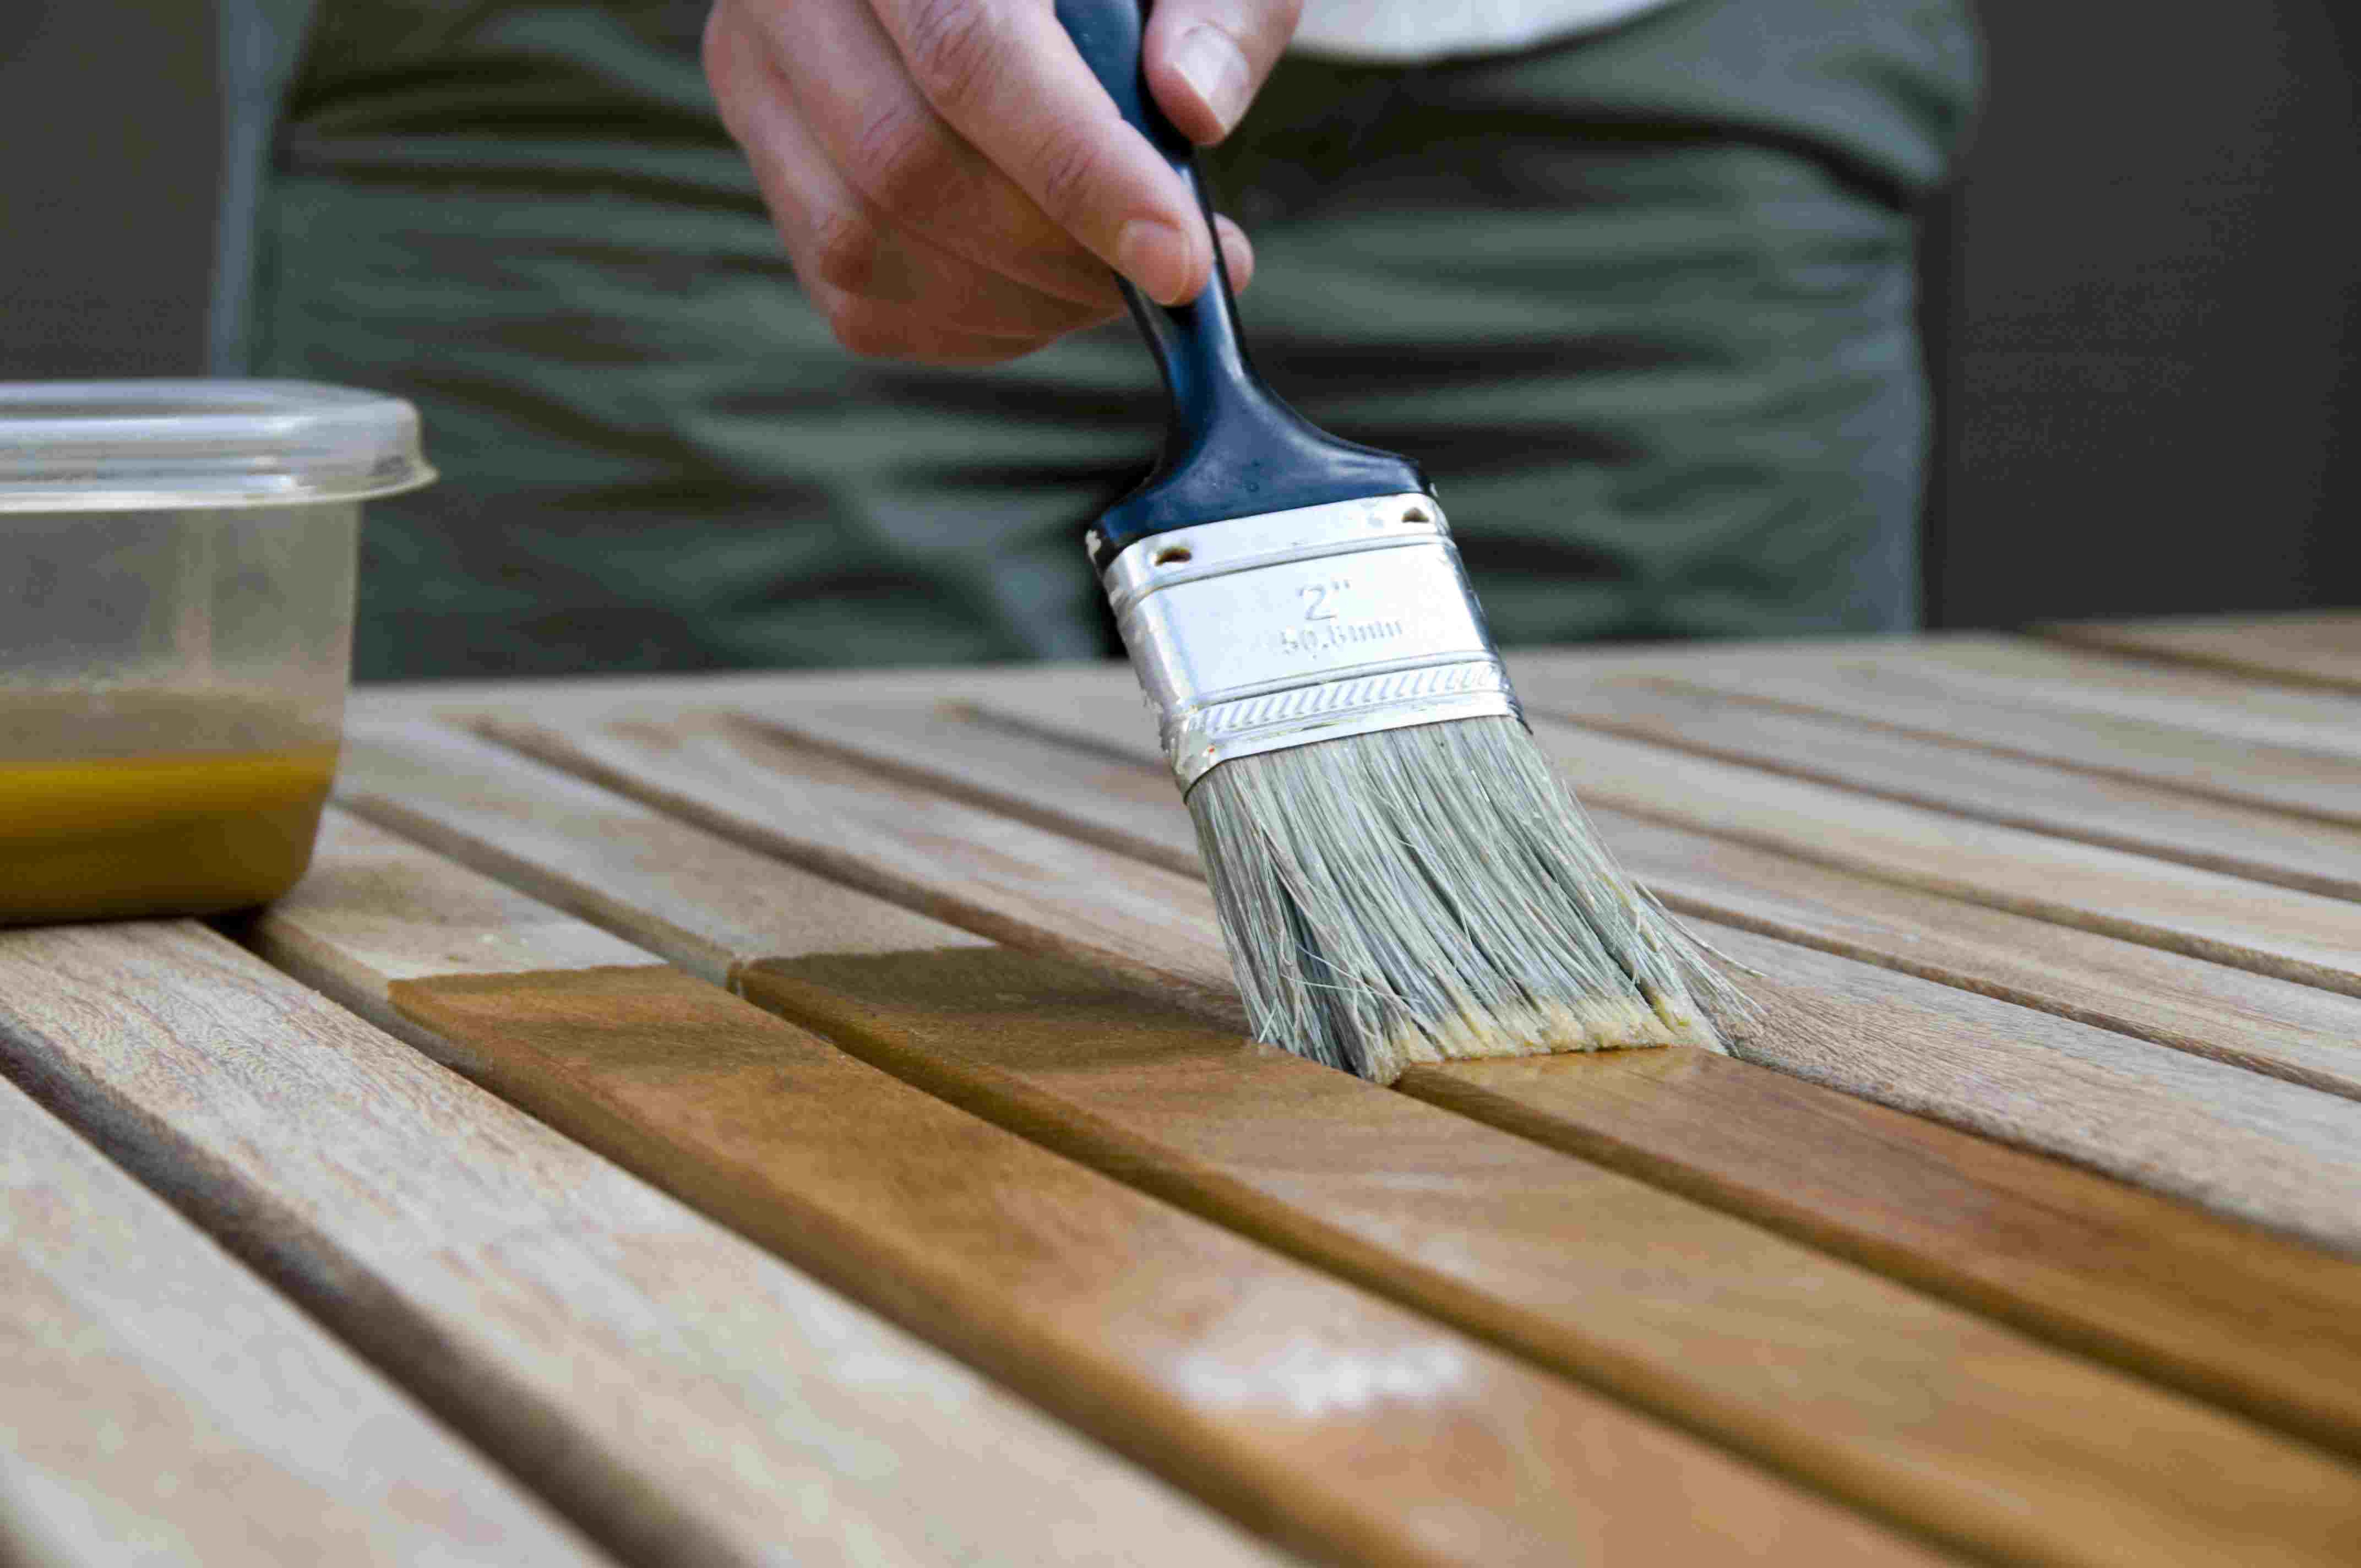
0, 379, 435, 513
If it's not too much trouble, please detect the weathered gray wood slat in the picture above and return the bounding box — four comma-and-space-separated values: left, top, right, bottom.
1508, 636, 2361, 825
0, 1064, 601, 1568
1515, 676, 2361, 901
0, 919, 1281, 1568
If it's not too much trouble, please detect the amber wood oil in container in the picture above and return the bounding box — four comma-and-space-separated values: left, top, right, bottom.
0, 382, 431, 924
0, 694, 340, 922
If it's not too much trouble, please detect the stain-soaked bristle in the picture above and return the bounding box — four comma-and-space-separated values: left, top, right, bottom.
1187, 715, 1756, 1084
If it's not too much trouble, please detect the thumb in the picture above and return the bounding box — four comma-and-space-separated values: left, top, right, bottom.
1143, 0, 1303, 144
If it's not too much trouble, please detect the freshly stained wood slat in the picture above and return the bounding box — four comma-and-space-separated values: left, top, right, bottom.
1519, 677, 2361, 901
0, 1069, 599, 1568
628, 694, 2361, 1253
0, 922, 1280, 1568
258, 811, 1922, 1568
2045, 611, 2361, 694
331, 723, 2361, 1551
727, 698, 2361, 1102
1513, 639, 2361, 826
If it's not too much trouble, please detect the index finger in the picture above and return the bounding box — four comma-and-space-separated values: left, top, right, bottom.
872, 0, 1213, 305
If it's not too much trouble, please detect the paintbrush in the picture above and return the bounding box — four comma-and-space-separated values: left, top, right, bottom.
1058, 0, 1751, 1081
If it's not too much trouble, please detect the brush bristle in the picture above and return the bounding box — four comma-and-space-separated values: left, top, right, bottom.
1185, 715, 1755, 1083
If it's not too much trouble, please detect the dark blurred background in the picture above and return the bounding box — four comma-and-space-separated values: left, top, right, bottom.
5, 0, 2354, 630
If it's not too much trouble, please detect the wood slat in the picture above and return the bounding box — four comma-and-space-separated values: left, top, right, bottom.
350, 659, 1140, 735
1515, 632, 2361, 758
1907, 636, 2361, 759
1518, 718, 2361, 998
634, 695, 2361, 1253
256, 809, 1920, 1568
1512, 638, 2361, 826
753, 697, 2361, 1102
0, 920, 1278, 1568
0, 1068, 599, 1568
346, 717, 2361, 1565
1520, 676, 2361, 902
2044, 611, 2361, 694
1608, 810, 2361, 1097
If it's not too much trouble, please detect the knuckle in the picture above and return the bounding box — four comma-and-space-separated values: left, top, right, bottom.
1023, 122, 1106, 222
897, 0, 1003, 114
851, 104, 959, 221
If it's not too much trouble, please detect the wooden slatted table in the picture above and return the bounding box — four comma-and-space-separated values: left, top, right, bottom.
6, 613, 2360, 1567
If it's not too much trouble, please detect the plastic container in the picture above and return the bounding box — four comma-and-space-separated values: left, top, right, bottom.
0, 380, 432, 924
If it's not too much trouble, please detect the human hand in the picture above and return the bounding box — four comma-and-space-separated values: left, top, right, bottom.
705, 0, 1298, 364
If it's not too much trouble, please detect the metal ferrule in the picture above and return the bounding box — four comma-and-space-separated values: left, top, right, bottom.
1098, 493, 1522, 791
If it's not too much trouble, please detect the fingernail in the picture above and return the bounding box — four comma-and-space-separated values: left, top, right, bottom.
1116, 219, 1199, 306
1171, 25, 1250, 137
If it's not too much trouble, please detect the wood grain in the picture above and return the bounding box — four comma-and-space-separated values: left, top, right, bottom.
1890, 635, 2361, 760
349, 659, 1140, 736
1511, 638, 2361, 827
1512, 632, 2361, 757
1394, 1041, 2361, 1464
2045, 611, 2361, 694
1520, 718, 2361, 998
0, 1067, 599, 1568
736, 698, 2361, 1102
1604, 809, 2361, 1098
258, 810, 1926, 1568
638, 695, 2361, 1253
333, 720, 2361, 1561
0, 918, 1279, 1568
1521, 677, 2361, 902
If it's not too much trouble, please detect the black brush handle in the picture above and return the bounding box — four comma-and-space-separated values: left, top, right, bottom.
1055, 0, 1428, 569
